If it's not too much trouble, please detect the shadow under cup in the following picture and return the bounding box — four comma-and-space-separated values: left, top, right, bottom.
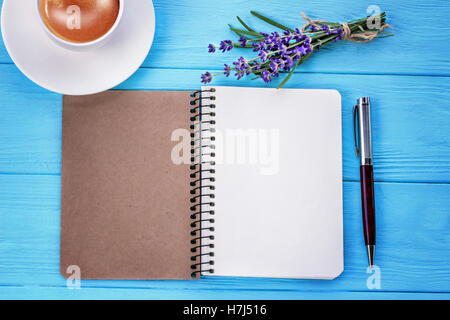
38, 0, 122, 46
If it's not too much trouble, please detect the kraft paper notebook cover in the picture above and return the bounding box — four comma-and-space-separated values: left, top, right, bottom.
61, 91, 192, 279
61, 87, 343, 280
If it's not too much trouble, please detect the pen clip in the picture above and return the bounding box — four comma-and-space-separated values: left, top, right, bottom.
353, 104, 360, 158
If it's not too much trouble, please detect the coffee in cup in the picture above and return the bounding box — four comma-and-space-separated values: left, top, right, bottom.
38, 0, 122, 48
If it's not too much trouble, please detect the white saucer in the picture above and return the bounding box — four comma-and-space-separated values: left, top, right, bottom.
1, 0, 155, 95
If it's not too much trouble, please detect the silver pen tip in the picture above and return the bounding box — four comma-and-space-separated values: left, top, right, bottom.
366, 245, 375, 267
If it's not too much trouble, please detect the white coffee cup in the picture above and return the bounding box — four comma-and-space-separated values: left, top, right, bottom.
36, 0, 124, 51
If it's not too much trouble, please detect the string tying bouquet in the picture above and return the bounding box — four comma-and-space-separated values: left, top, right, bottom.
202, 11, 392, 88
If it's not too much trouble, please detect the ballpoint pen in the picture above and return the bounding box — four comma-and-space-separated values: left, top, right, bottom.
353, 97, 376, 267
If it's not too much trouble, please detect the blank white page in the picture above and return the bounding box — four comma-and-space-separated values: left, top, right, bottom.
201, 86, 343, 279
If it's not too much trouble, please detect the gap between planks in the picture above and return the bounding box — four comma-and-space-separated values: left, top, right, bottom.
0, 283, 449, 295
0, 62, 449, 78
1, 172, 449, 185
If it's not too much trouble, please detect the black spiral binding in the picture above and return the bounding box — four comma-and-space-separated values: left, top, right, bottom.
189, 88, 216, 278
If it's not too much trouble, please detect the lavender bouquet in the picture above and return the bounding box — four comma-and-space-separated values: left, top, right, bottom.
202, 11, 392, 88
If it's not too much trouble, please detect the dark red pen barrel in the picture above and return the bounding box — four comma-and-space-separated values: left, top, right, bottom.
360, 165, 376, 245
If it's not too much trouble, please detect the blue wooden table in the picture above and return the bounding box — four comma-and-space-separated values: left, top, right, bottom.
1, 0, 449, 300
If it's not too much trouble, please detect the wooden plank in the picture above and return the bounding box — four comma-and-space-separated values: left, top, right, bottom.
0, 65, 61, 174
1, 65, 449, 182
1, 174, 449, 293
1, 0, 449, 75
1, 285, 449, 300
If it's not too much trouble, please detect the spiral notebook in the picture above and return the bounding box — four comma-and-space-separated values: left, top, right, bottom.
61, 87, 343, 280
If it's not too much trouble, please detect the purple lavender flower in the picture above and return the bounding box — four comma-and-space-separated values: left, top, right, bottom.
233, 56, 249, 71
281, 50, 291, 58
208, 44, 216, 53
251, 61, 261, 71
277, 58, 285, 69
269, 60, 279, 73
260, 69, 272, 83
219, 40, 233, 52
252, 41, 265, 52
201, 72, 213, 84
238, 36, 248, 47
282, 34, 293, 44
279, 43, 288, 54
218, 41, 227, 52
258, 50, 269, 62
283, 64, 292, 72
223, 64, 231, 77
305, 43, 312, 54
284, 55, 294, 68
321, 24, 331, 35
295, 45, 306, 55
234, 69, 245, 80
233, 57, 251, 78
264, 37, 272, 45
291, 46, 300, 58
199, 12, 392, 87
233, 56, 242, 67
331, 27, 343, 34
333, 28, 344, 41
292, 28, 302, 42
270, 32, 281, 42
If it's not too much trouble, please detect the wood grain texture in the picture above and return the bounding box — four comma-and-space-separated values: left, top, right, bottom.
0, 174, 449, 294
1, 0, 449, 75
1, 65, 449, 183
1, 286, 450, 300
